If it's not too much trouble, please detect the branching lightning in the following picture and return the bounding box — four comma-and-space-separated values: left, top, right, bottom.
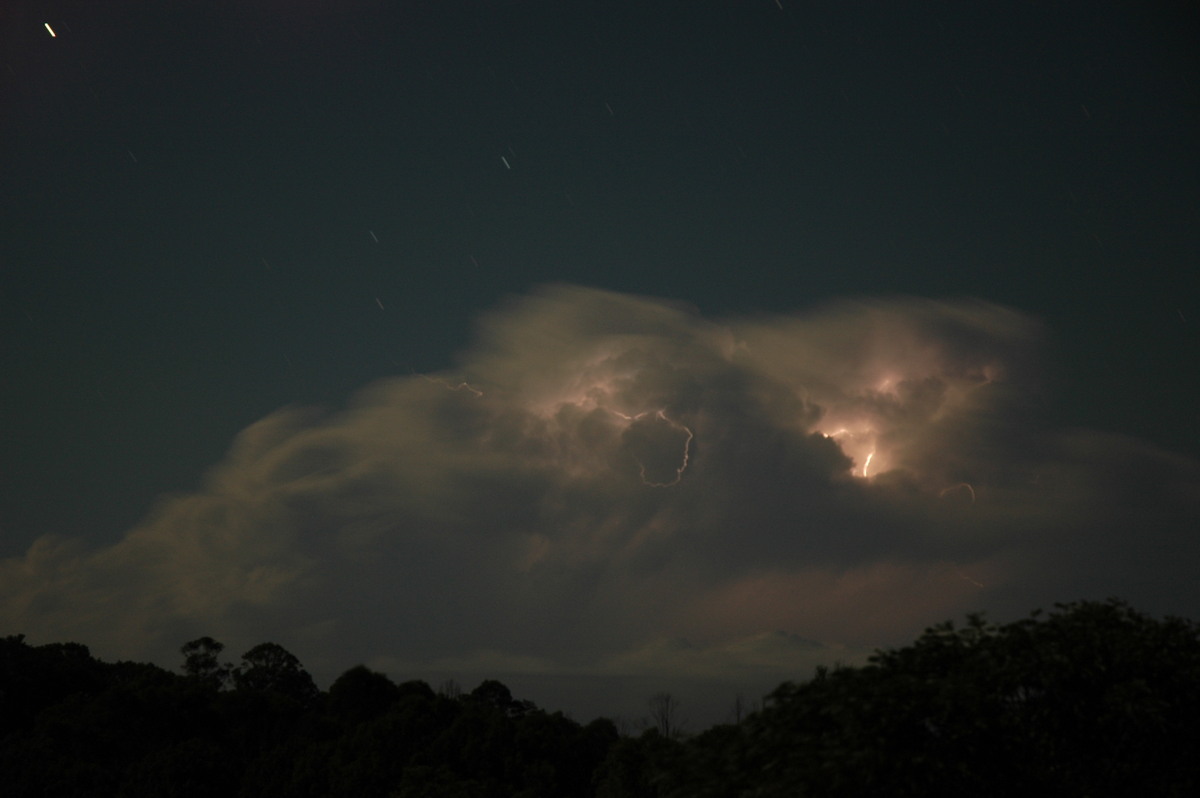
513, 361, 698, 487
820, 426, 881, 478
416, 367, 693, 486
616, 409, 694, 488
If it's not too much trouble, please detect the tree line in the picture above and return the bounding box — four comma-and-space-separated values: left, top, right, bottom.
2, 598, 1197, 796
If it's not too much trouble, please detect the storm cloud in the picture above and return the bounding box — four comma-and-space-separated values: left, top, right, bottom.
4, 285, 1198, 724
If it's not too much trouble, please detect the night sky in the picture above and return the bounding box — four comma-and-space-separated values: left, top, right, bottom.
3, 0, 1199, 726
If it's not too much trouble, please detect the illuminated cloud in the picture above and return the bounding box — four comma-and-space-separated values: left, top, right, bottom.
2, 284, 1197, 723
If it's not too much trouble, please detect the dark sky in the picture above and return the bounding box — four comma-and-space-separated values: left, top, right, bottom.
3, 0, 1199, 725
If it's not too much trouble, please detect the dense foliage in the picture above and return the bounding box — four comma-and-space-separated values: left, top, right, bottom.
638, 599, 1200, 797
3, 599, 1196, 796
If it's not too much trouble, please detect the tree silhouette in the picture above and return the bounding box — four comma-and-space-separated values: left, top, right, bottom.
179, 637, 231, 689
664, 598, 1200, 797
233, 642, 318, 704
646, 692, 681, 739
468, 678, 537, 717
4, 600, 1195, 797
328, 664, 401, 724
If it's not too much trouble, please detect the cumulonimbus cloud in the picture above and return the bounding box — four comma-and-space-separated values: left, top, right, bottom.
2, 284, 1197, 722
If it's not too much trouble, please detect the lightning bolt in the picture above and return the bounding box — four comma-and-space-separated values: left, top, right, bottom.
610, 409, 694, 487
951, 563, 984, 588
495, 364, 695, 487
419, 374, 484, 397
938, 482, 976, 502
821, 427, 879, 478
638, 410, 693, 488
